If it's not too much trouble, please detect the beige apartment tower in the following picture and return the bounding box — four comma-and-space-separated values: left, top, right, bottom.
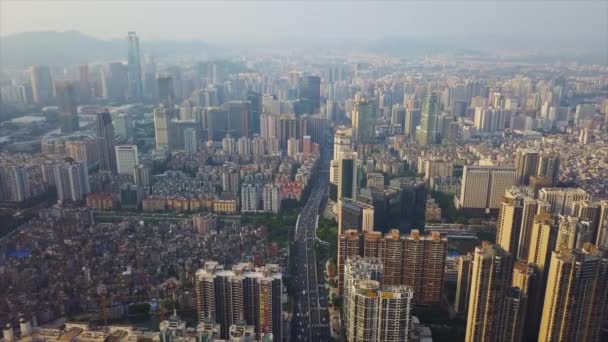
538, 244, 608, 342
465, 242, 513, 342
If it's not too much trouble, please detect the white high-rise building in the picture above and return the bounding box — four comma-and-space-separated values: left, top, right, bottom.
115, 145, 139, 175
345, 278, 414, 342
237, 136, 251, 156
53, 160, 90, 203
263, 184, 281, 213
241, 183, 261, 212
538, 188, 589, 216
222, 134, 236, 155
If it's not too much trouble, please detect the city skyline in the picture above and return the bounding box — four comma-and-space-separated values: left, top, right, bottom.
1, 2, 608, 342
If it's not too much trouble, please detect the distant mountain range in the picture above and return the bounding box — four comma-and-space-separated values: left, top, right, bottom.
1, 31, 605, 68
0, 31, 211, 67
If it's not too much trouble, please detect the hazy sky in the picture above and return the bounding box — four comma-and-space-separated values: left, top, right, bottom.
1, 1, 606, 43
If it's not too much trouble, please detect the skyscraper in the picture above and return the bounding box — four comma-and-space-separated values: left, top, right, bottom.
465, 242, 513, 342
336, 151, 358, 202
345, 278, 414, 342
408, 230, 447, 305
527, 212, 558, 275
537, 153, 560, 186
0, 165, 30, 202
154, 106, 170, 151
247, 91, 262, 135
79, 64, 91, 103
223, 100, 250, 138
184, 128, 198, 154
351, 98, 377, 144
496, 188, 550, 259
194, 262, 282, 340
115, 145, 139, 175
538, 244, 608, 342
514, 149, 540, 186
297, 75, 321, 114
55, 81, 80, 134
416, 94, 440, 146
338, 230, 363, 295
102, 62, 128, 101
53, 160, 90, 204
29, 65, 53, 104
343, 256, 384, 331
95, 110, 117, 172
538, 187, 589, 216
157, 74, 175, 106
404, 108, 421, 137
127, 32, 143, 101
454, 254, 473, 314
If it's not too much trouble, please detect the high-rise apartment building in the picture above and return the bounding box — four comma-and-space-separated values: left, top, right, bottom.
538, 244, 608, 342
457, 165, 516, 215
537, 153, 560, 186
127, 32, 143, 101
0, 165, 30, 202
345, 278, 414, 342
55, 81, 79, 134
404, 108, 421, 137
241, 183, 262, 212
154, 106, 170, 151
416, 94, 441, 146
538, 187, 588, 216
134, 164, 151, 190
514, 149, 540, 186
262, 184, 281, 214
95, 110, 117, 172
555, 215, 594, 250
343, 256, 384, 331
454, 254, 473, 314
527, 212, 558, 276
402, 230, 447, 305
53, 160, 90, 204
194, 262, 282, 341
465, 242, 513, 342
338, 230, 363, 295
596, 201, 608, 248
496, 188, 550, 259
115, 145, 139, 176
184, 128, 198, 154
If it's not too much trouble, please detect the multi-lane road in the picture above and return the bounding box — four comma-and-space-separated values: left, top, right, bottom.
292, 148, 331, 341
